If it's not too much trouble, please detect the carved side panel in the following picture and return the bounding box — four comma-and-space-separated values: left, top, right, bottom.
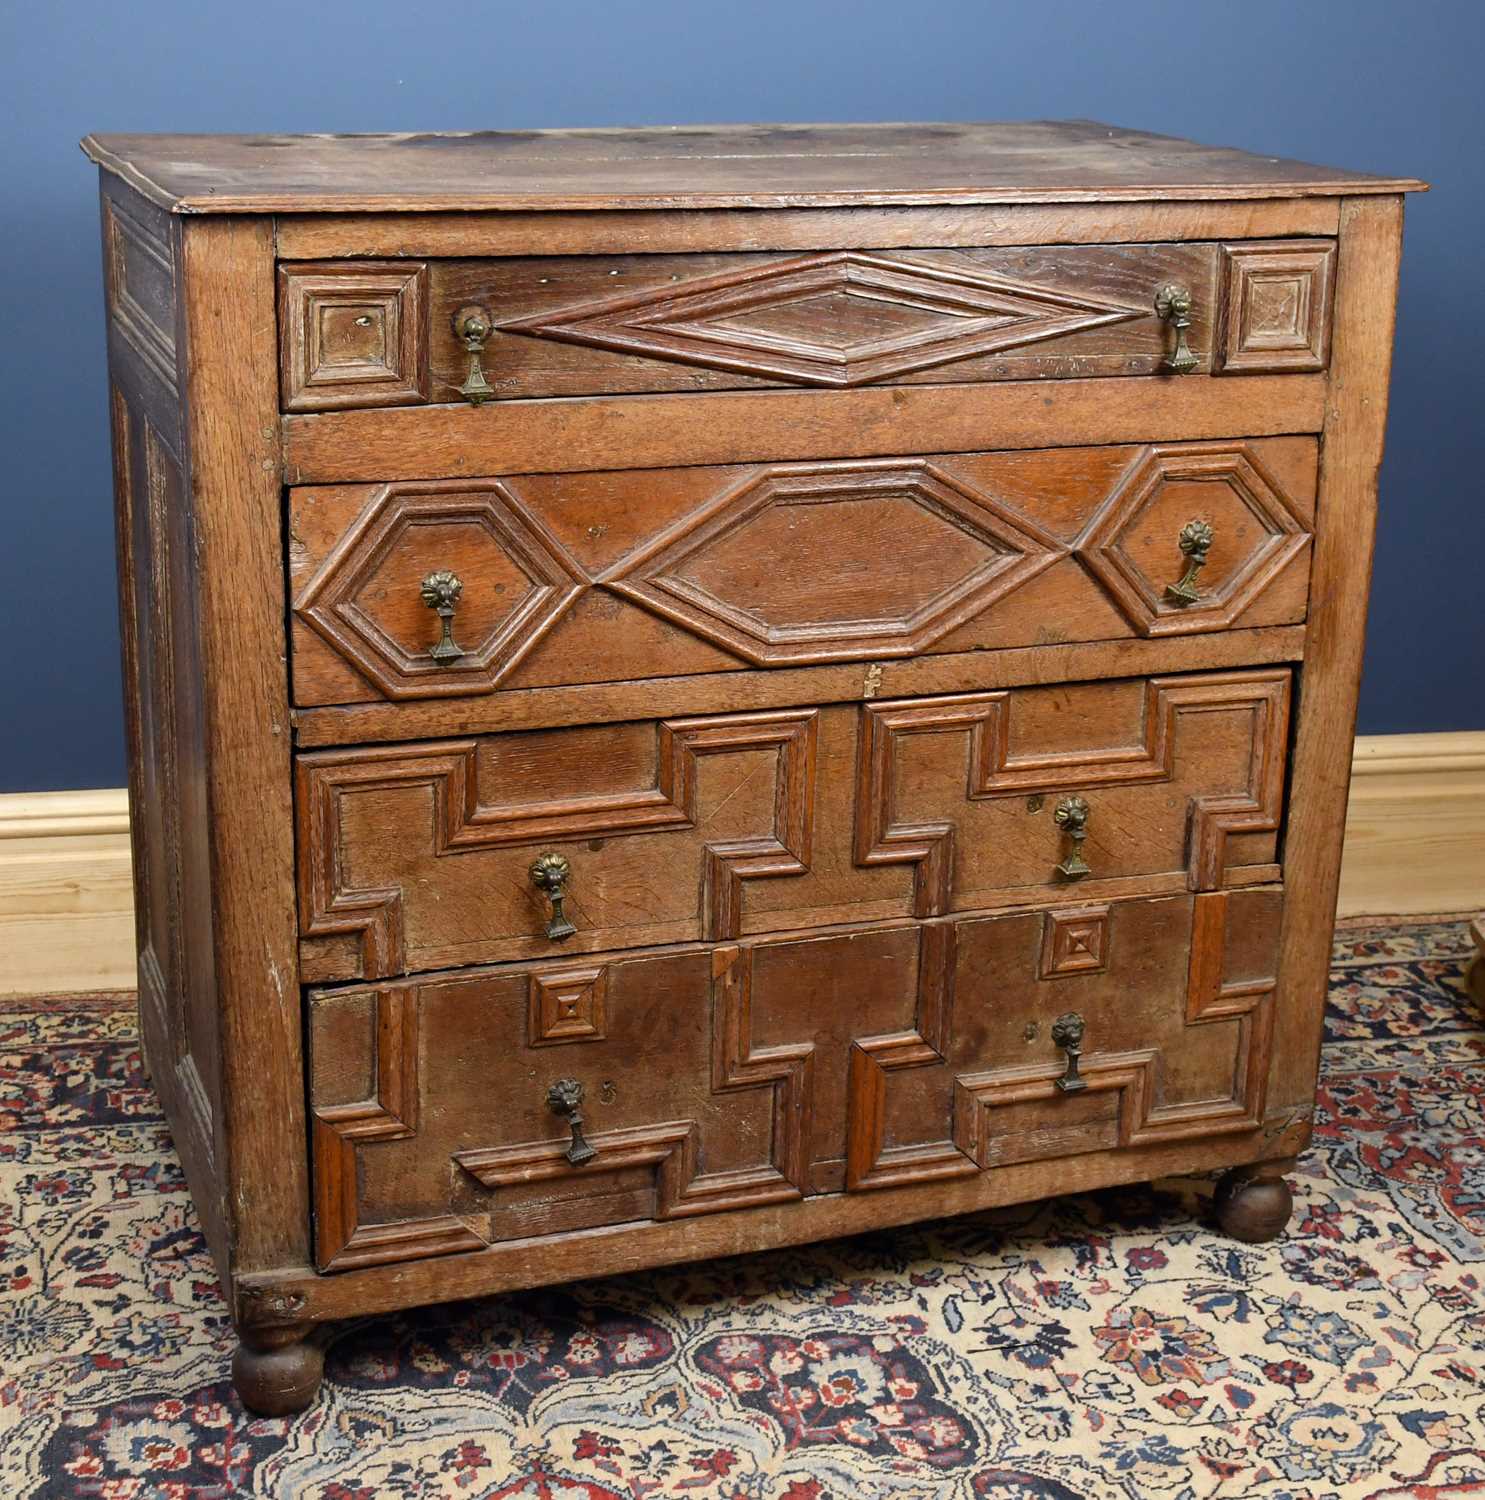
1217, 240, 1336, 374
102, 194, 178, 392
102, 181, 225, 1261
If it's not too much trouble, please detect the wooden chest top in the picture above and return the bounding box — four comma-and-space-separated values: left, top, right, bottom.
81, 120, 1424, 215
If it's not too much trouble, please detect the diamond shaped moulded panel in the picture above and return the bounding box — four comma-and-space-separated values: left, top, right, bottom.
294, 482, 586, 699
1074, 444, 1312, 638
601, 459, 1065, 665
501, 251, 1148, 388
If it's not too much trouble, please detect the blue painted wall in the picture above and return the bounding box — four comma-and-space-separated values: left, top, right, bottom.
1, 0, 1476, 791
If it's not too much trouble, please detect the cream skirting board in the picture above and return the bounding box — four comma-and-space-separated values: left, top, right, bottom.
0, 788, 135, 994
2, 732, 1482, 996
1339, 731, 1485, 918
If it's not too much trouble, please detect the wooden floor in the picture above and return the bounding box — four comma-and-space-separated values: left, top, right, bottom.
1, 731, 1481, 995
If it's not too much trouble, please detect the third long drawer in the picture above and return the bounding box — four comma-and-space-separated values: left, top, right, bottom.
296, 665, 1291, 983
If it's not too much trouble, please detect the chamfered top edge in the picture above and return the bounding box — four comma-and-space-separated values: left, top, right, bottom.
80, 121, 1427, 216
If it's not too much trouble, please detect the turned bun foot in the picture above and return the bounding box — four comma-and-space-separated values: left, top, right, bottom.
1214, 1163, 1294, 1243
232, 1326, 323, 1415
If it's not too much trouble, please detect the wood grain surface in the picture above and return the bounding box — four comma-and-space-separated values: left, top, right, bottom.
81, 122, 1424, 214
287, 437, 1317, 707
273, 200, 1343, 260
282, 373, 1329, 485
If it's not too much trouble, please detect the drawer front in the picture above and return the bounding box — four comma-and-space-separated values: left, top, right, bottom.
308, 885, 1281, 1270
278, 240, 1336, 411
296, 668, 1290, 983
288, 437, 1316, 706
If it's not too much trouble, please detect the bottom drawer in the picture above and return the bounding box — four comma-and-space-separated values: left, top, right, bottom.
308, 885, 1282, 1271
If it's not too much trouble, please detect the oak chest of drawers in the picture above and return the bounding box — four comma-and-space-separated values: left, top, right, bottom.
83, 122, 1423, 1413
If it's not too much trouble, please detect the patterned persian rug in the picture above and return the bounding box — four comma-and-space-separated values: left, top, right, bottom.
2, 917, 1482, 1499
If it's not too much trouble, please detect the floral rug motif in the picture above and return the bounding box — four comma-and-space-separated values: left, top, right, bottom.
2, 918, 1483, 1498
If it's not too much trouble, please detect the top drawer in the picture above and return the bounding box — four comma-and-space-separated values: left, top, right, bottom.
276, 240, 1335, 411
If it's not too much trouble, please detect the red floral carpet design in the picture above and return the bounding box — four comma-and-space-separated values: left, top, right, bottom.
2, 918, 1482, 1498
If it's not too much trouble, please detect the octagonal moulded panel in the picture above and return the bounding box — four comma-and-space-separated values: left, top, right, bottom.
1073, 443, 1312, 638
293, 481, 587, 699
601, 458, 1065, 665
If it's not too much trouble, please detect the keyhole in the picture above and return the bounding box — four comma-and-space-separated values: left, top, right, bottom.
599, 1080, 617, 1104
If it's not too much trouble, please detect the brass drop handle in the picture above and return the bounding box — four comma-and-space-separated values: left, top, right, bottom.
530, 852, 578, 941
1051, 1012, 1088, 1094
453, 302, 495, 405
1154, 283, 1198, 374
420, 570, 465, 663
1164, 519, 1214, 607
1054, 796, 1092, 881
546, 1078, 597, 1165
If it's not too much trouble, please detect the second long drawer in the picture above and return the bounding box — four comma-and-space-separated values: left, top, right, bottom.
287, 435, 1317, 706
296, 666, 1290, 982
